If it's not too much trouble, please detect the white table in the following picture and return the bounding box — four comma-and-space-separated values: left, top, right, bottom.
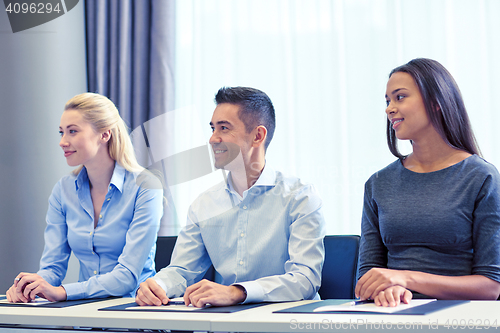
0, 297, 217, 332
211, 300, 500, 333
1, 298, 500, 333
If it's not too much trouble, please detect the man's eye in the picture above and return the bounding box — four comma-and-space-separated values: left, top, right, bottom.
211, 127, 215, 132
222, 126, 228, 130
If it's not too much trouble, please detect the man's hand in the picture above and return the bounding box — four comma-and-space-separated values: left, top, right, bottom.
6, 273, 67, 303
183, 279, 246, 308
136, 278, 169, 306
374, 286, 412, 307
355, 268, 409, 300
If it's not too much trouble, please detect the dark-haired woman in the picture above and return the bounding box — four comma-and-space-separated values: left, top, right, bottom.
355, 58, 500, 307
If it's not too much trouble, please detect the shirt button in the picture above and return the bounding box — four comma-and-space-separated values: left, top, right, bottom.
239, 260, 244, 265
92, 251, 95, 255
243, 206, 247, 210
240, 233, 245, 238
99, 214, 102, 219
109, 186, 112, 190
89, 231, 92, 235
107, 198, 110, 201
94, 270, 97, 275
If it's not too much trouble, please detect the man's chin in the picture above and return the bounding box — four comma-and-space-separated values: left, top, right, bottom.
213, 150, 243, 171
213, 159, 228, 170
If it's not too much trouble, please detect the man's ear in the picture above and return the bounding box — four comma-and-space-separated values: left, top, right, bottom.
252, 125, 267, 148
101, 130, 112, 143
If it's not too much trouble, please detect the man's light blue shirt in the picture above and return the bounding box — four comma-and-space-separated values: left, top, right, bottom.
38, 163, 163, 300
154, 165, 325, 302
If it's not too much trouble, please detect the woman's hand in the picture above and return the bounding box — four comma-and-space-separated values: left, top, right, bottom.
6, 273, 67, 303
6, 282, 26, 303
355, 268, 409, 300
374, 286, 412, 307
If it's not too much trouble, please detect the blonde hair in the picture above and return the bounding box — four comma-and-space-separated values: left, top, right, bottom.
64, 93, 143, 175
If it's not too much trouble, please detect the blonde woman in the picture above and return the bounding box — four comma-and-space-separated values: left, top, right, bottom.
6, 93, 163, 302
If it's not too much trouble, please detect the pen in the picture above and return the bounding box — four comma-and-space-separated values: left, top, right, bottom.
350, 299, 374, 306
166, 300, 186, 305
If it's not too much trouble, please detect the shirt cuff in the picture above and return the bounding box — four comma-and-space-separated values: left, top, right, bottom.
62, 282, 84, 301
152, 276, 168, 295
232, 281, 264, 304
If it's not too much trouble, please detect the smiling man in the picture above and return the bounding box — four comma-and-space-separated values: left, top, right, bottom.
136, 87, 326, 307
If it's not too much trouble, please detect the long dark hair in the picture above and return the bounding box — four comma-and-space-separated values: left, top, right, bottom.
386, 58, 481, 159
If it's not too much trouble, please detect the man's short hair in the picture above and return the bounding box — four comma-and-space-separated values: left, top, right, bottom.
215, 86, 276, 150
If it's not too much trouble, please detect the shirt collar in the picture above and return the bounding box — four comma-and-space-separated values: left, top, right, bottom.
109, 163, 126, 193
75, 162, 125, 193
75, 166, 88, 191
226, 163, 276, 194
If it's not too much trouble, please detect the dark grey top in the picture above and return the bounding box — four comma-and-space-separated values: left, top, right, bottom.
358, 155, 500, 285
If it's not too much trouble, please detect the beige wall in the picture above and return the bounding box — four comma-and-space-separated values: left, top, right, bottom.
0, 3, 86, 292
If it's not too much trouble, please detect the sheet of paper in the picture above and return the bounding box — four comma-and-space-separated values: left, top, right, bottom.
126, 297, 209, 311
0, 298, 57, 306
126, 304, 202, 311
167, 297, 186, 303
313, 299, 436, 313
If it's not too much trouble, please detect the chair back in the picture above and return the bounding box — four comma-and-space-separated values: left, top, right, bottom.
318, 235, 360, 299
154, 236, 215, 281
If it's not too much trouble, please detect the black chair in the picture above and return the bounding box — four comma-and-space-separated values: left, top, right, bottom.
154, 236, 215, 281
318, 235, 360, 299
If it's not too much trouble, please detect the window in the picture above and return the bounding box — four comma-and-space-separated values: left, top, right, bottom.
161, 0, 500, 235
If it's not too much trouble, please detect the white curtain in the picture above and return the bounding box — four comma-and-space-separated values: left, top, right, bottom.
167, 0, 500, 236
